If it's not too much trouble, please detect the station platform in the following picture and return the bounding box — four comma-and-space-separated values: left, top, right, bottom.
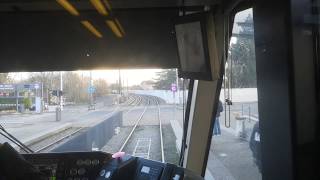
167, 103, 261, 180
0, 104, 116, 148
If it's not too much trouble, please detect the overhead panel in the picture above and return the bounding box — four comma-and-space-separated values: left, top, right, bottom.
81, 20, 104, 38
56, 0, 80, 16
0, 0, 219, 12
0, 9, 179, 72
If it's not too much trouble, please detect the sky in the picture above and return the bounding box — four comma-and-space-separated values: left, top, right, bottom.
9, 69, 163, 86
79, 69, 162, 86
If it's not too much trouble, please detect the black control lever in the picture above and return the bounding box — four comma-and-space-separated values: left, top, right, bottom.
161, 163, 184, 180
96, 156, 137, 180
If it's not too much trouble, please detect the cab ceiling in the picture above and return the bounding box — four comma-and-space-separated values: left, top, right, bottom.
0, 0, 221, 72
0, 0, 221, 11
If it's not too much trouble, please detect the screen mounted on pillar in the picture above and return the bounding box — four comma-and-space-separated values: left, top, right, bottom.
174, 13, 212, 81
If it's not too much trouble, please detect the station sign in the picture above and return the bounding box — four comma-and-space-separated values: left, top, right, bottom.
0, 84, 15, 90
171, 83, 177, 92
22, 83, 40, 89
1, 83, 42, 91
88, 86, 96, 94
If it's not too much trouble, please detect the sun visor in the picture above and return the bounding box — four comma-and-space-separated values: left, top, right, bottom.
0, 9, 179, 72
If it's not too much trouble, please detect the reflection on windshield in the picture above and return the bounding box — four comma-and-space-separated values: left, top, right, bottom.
0, 69, 185, 164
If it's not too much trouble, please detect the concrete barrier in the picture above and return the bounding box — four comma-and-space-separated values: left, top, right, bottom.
50, 112, 123, 152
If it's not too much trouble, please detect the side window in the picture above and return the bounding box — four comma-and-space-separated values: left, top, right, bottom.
205, 8, 262, 180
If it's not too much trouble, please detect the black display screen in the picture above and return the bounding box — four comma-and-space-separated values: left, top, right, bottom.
174, 13, 212, 81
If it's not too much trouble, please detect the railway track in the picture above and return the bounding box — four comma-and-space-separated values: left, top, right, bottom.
24, 127, 84, 153
25, 94, 165, 157
118, 95, 165, 162
123, 95, 143, 115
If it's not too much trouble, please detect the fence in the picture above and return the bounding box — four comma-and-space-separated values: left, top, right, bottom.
220, 101, 259, 141
0, 104, 17, 111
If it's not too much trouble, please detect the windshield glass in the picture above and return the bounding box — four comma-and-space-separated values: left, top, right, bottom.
0, 69, 185, 164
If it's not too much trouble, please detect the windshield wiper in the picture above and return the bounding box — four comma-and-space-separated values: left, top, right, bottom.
0, 124, 34, 153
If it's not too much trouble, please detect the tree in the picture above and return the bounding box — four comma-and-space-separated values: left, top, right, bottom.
109, 83, 121, 92
22, 98, 32, 109
0, 73, 10, 83
94, 79, 108, 97
28, 72, 59, 90
153, 69, 189, 90
21, 72, 91, 104
128, 85, 143, 90
228, 14, 257, 88
63, 72, 90, 103
153, 69, 177, 90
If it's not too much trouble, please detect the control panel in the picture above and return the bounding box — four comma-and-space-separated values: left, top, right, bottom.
22, 151, 203, 180
23, 152, 111, 180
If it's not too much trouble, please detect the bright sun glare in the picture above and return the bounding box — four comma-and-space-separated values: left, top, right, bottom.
10, 69, 162, 86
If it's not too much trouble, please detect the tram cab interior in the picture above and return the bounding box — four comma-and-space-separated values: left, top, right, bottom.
0, 0, 319, 180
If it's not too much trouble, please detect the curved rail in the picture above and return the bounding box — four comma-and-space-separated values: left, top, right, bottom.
123, 95, 143, 115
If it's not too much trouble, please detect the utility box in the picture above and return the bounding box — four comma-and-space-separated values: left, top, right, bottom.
56, 106, 61, 121
18, 104, 25, 113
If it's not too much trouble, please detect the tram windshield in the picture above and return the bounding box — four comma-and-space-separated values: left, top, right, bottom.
0, 69, 185, 165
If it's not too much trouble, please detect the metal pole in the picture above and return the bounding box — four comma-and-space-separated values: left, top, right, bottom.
41, 83, 43, 100
90, 71, 93, 107
15, 85, 18, 112
173, 91, 176, 121
41, 83, 44, 112
46, 88, 49, 105
242, 104, 244, 116
175, 69, 180, 104
60, 71, 63, 110
249, 105, 251, 122
123, 78, 125, 95
127, 78, 129, 96
118, 69, 122, 95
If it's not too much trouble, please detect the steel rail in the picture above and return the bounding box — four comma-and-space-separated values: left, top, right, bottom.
123, 95, 143, 115
156, 97, 165, 163
34, 127, 84, 153
118, 97, 150, 152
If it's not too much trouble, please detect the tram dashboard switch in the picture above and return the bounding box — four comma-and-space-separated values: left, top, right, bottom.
20, 151, 204, 180
160, 163, 184, 180
97, 155, 138, 180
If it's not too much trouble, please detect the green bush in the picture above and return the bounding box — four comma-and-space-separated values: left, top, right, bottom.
23, 98, 32, 109
0, 98, 16, 104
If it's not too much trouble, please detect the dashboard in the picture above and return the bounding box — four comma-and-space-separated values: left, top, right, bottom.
22, 151, 202, 180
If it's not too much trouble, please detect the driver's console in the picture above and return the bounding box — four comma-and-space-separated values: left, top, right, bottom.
22, 152, 203, 180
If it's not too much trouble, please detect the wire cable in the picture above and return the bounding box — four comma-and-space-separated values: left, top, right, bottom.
0, 124, 34, 153
0, 131, 30, 153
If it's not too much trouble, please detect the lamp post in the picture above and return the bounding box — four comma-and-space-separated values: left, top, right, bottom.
60, 71, 63, 110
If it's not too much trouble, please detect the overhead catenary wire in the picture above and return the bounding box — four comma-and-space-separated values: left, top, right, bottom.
0, 124, 34, 153
0, 131, 30, 153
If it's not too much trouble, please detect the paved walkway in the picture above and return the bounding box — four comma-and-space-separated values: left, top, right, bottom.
206, 126, 261, 180
0, 104, 117, 146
